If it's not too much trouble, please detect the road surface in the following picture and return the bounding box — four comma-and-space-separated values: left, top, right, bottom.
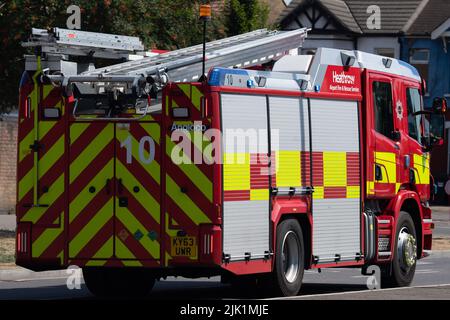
1, 251, 449, 300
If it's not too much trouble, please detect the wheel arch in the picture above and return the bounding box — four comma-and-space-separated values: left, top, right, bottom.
274, 213, 312, 269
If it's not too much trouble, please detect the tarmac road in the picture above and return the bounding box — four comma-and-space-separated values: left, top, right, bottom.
0, 251, 449, 300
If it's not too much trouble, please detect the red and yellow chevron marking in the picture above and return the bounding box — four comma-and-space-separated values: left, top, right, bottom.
68, 122, 115, 260
115, 122, 161, 261
164, 84, 214, 265
17, 64, 67, 264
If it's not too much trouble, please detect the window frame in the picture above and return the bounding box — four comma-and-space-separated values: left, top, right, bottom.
405, 86, 424, 145
372, 80, 395, 141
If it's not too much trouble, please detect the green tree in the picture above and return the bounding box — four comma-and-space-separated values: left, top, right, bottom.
0, 0, 268, 113
226, 0, 269, 36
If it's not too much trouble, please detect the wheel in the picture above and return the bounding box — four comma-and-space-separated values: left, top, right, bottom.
271, 219, 305, 296
382, 212, 417, 288
83, 267, 155, 298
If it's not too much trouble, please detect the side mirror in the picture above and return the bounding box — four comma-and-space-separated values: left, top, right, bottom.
423, 112, 445, 150
432, 97, 447, 114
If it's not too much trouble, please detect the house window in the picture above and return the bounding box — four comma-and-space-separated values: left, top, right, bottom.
409, 49, 429, 89
373, 81, 394, 139
376, 48, 395, 58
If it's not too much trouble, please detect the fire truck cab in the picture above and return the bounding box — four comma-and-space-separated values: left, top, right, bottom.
16, 29, 446, 297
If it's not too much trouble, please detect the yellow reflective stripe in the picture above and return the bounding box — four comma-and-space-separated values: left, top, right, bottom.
166, 174, 211, 225
166, 136, 212, 202
191, 86, 203, 111
313, 186, 324, 199
69, 160, 113, 222
224, 153, 250, 191
69, 123, 90, 145
250, 189, 269, 200
116, 207, 159, 258
18, 170, 33, 201
142, 123, 161, 145
413, 154, 430, 184
32, 214, 64, 257
375, 152, 396, 183
346, 186, 360, 199
69, 199, 113, 257
323, 151, 347, 187
19, 130, 34, 162
69, 125, 113, 184
116, 161, 160, 223
84, 237, 113, 266
367, 181, 375, 195
38, 136, 64, 177
21, 174, 64, 223
275, 151, 300, 187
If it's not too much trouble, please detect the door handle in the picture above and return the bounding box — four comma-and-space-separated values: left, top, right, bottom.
105, 179, 112, 195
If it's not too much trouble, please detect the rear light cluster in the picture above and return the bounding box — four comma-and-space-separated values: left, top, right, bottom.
203, 233, 213, 255
16, 223, 31, 262
17, 230, 29, 254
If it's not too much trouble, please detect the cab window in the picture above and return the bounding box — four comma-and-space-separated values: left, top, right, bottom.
373, 81, 394, 139
406, 88, 423, 144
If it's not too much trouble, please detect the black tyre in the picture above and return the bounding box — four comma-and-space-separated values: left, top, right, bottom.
271, 219, 305, 296
83, 267, 155, 298
382, 212, 417, 288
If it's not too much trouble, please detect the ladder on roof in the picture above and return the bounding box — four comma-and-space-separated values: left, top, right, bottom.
23, 27, 145, 60
37, 27, 308, 107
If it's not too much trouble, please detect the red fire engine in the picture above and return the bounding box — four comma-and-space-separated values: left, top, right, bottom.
16, 27, 446, 297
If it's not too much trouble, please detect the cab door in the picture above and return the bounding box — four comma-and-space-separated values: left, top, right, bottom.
115, 122, 161, 261
367, 73, 401, 198
400, 81, 430, 201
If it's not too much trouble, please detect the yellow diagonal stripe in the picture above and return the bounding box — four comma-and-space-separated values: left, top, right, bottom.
116, 207, 159, 259
166, 174, 211, 225
21, 173, 64, 223
116, 161, 160, 223
19, 130, 34, 162
38, 136, 64, 178
85, 237, 113, 267
32, 213, 64, 258
69, 123, 90, 145
166, 136, 213, 202
69, 198, 113, 258
69, 124, 113, 184
117, 129, 160, 184
69, 160, 114, 222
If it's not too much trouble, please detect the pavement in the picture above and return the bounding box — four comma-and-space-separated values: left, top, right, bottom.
433, 206, 450, 238
0, 250, 449, 300
0, 206, 449, 300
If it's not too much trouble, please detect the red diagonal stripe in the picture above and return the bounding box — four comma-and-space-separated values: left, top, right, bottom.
119, 187, 160, 232
73, 218, 114, 260
68, 191, 112, 241
115, 141, 160, 198
17, 153, 34, 181
166, 197, 199, 234
38, 120, 65, 159
165, 157, 213, 214
69, 141, 114, 202
37, 231, 65, 260
69, 122, 109, 160
40, 87, 62, 108
115, 219, 157, 260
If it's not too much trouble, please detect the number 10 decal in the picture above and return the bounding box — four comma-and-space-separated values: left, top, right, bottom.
120, 135, 155, 165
